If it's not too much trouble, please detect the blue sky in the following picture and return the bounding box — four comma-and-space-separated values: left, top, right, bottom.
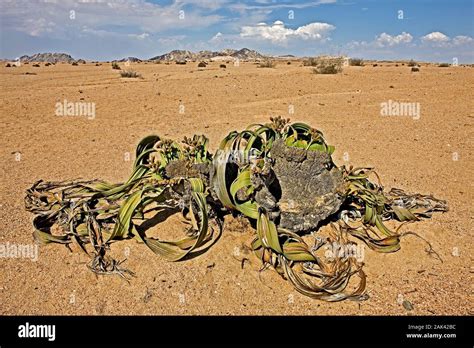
1, 0, 473, 62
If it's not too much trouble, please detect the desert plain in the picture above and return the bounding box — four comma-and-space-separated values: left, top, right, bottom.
0, 60, 473, 315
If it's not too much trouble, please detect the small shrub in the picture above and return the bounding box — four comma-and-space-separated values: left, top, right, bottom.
197, 61, 207, 68
45, 62, 51, 66
120, 70, 141, 78
95, 63, 101, 66
71, 62, 78, 66
111, 62, 121, 70
303, 58, 318, 67
411, 67, 420, 72
373, 64, 378, 67
258, 60, 275, 68
313, 59, 343, 74
32, 63, 40, 67
349, 58, 364, 66
305, 57, 344, 74
408, 60, 417, 67
438, 63, 450, 67
5, 63, 11, 67
287, 61, 291, 65
220, 64, 227, 68
176, 61, 186, 65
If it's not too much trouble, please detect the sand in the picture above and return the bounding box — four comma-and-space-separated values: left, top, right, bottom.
0, 60, 473, 315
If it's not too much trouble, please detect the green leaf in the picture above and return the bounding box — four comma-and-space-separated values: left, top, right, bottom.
256, 210, 282, 254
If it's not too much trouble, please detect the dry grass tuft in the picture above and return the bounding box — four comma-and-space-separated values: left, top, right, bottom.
258, 60, 276, 68
120, 70, 142, 78
349, 58, 364, 66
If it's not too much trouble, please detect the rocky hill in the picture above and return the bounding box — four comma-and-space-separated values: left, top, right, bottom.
117, 57, 142, 63
149, 50, 196, 62
230, 48, 266, 60
19, 53, 76, 63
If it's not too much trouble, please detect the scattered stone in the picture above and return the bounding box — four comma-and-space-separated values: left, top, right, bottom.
206, 262, 215, 269
142, 288, 153, 303
402, 300, 414, 311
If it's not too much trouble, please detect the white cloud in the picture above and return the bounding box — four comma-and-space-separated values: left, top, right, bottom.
352, 31, 472, 50
375, 32, 413, 47
178, 0, 231, 11
0, 0, 224, 39
129, 33, 149, 40
23, 18, 57, 37
452, 35, 474, 45
230, 0, 336, 12
157, 35, 187, 46
210, 32, 223, 43
420, 32, 474, 47
240, 20, 335, 44
421, 31, 450, 43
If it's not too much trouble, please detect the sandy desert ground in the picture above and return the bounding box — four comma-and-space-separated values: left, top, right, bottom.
0, 60, 473, 315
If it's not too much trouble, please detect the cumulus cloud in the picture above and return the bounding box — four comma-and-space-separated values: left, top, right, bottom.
452, 35, 474, 45
421, 31, 450, 43
240, 20, 335, 44
210, 32, 223, 43
421, 32, 473, 47
375, 32, 413, 47
352, 31, 472, 50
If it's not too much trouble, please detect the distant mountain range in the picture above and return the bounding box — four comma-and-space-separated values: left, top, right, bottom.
149, 48, 266, 62
16, 48, 269, 63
